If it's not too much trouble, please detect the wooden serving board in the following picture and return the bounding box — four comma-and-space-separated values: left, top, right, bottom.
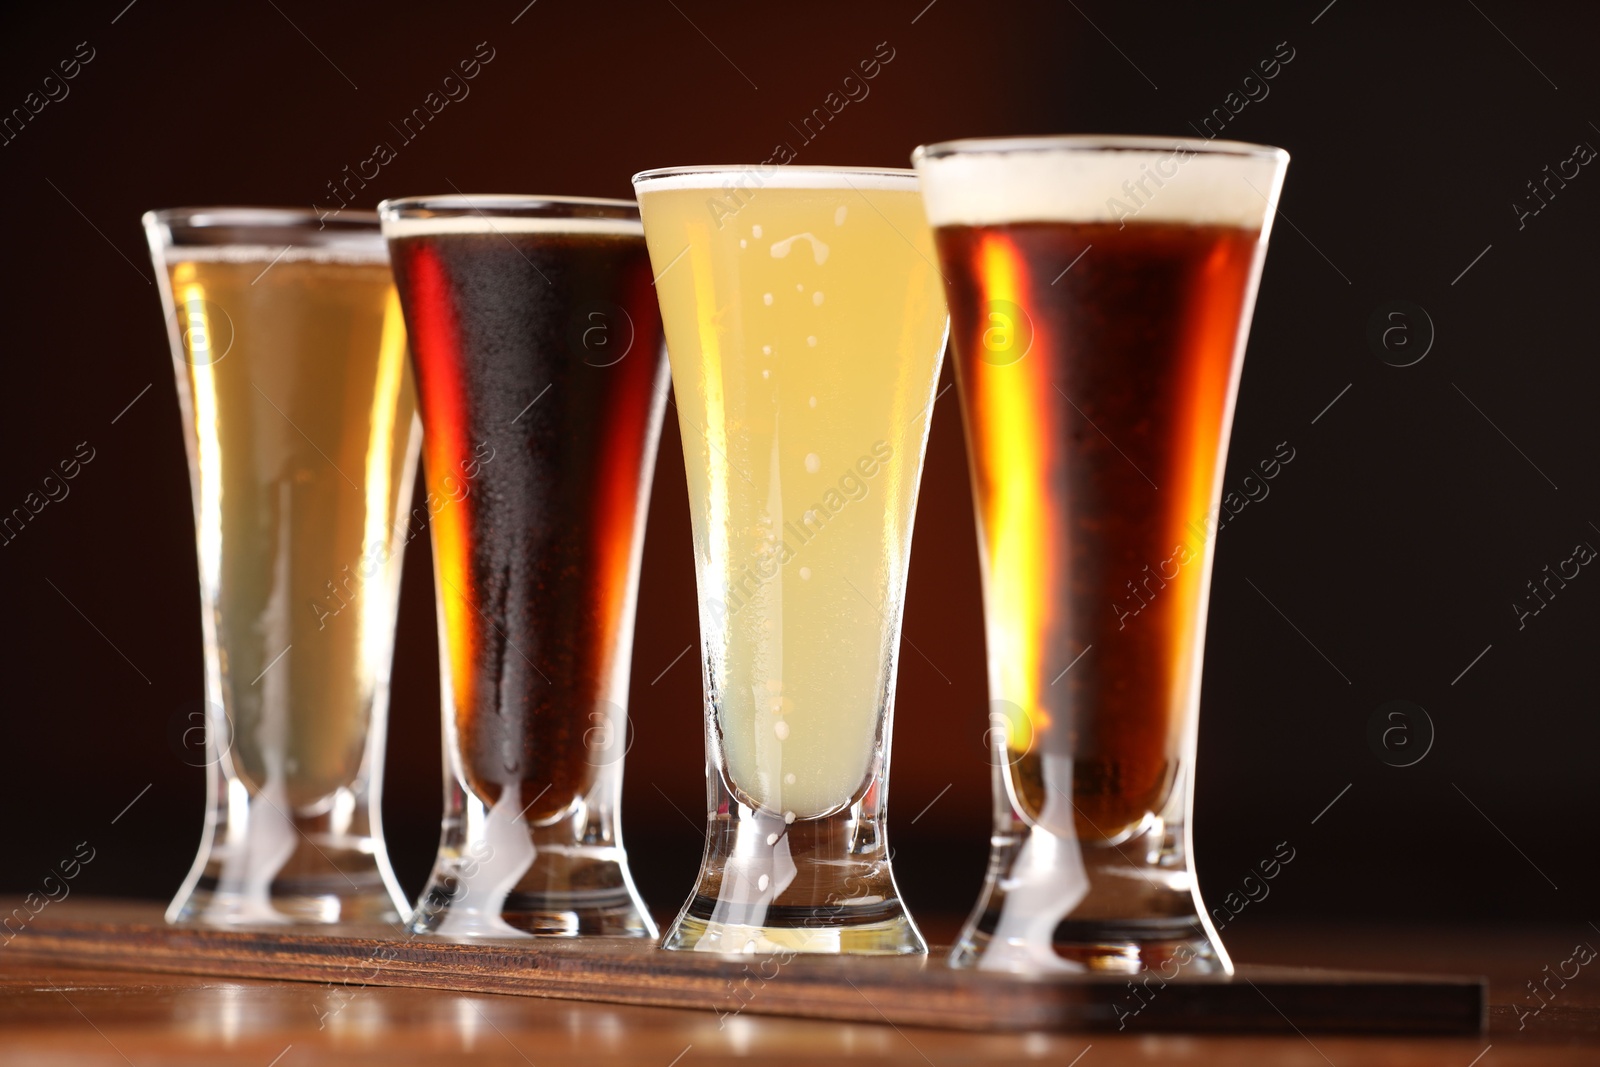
4, 900, 1484, 1035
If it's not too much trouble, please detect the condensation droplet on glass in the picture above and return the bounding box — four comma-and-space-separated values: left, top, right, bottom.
795, 283, 804, 292
762, 293, 773, 306
774, 721, 790, 740
807, 336, 817, 347
784, 772, 796, 784
752, 224, 763, 238
804, 453, 821, 474
834, 206, 847, 226
739, 238, 747, 249
758, 873, 770, 891
762, 344, 772, 355
813, 291, 824, 306
798, 567, 811, 581
808, 396, 817, 408
762, 369, 770, 379
766, 832, 779, 845
784, 810, 795, 824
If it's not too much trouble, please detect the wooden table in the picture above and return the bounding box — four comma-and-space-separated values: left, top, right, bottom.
2, 914, 1594, 1064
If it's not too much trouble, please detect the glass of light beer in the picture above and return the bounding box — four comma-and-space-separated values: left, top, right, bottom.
913, 137, 1288, 973
633, 166, 948, 954
146, 209, 417, 924
380, 195, 667, 938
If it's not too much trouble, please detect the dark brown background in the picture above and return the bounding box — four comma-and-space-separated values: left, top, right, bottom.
2, 0, 1596, 933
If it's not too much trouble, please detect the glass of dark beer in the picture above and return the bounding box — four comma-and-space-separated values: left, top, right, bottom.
913, 136, 1289, 973
380, 195, 668, 937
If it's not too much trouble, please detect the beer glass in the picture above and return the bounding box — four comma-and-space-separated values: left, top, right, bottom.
380, 195, 666, 938
633, 166, 948, 954
146, 209, 417, 924
913, 136, 1288, 973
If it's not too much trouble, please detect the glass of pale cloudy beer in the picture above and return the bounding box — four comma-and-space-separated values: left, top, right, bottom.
633, 166, 948, 954
380, 195, 666, 938
914, 137, 1289, 974
146, 209, 417, 924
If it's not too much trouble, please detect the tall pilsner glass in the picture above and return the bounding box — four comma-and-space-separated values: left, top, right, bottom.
634, 166, 948, 954
146, 209, 417, 924
914, 137, 1288, 973
381, 196, 666, 938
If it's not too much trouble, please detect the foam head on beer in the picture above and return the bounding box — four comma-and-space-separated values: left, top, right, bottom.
916, 135, 1286, 230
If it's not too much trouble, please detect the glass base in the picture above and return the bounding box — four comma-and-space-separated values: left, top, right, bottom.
409, 871, 656, 938
170, 867, 403, 926
662, 896, 923, 954
949, 821, 1229, 975
168, 786, 407, 927
661, 801, 926, 956
409, 783, 656, 939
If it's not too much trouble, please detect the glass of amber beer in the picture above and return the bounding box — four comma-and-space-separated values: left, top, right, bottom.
146, 209, 417, 924
633, 166, 947, 954
913, 137, 1288, 973
381, 195, 666, 938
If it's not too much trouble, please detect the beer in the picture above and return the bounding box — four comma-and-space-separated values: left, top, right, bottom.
936, 219, 1260, 838
636, 173, 945, 820
636, 167, 945, 954
916, 136, 1287, 972
166, 249, 414, 809
383, 198, 666, 936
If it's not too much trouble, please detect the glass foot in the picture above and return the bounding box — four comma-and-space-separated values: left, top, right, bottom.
410, 879, 657, 938
949, 821, 1230, 975
168, 803, 407, 927
663, 895, 923, 955
409, 786, 656, 939
661, 801, 926, 956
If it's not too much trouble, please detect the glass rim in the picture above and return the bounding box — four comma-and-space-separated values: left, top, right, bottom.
913, 134, 1288, 164
377, 193, 639, 220
143, 206, 380, 230
631, 164, 918, 188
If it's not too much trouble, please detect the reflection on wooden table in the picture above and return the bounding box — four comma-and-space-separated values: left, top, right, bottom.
1, 921, 1595, 1065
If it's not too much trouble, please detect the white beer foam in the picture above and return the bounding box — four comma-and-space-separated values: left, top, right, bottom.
165, 244, 388, 265
916, 140, 1286, 228
382, 215, 643, 238
632, 167, 917, 194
